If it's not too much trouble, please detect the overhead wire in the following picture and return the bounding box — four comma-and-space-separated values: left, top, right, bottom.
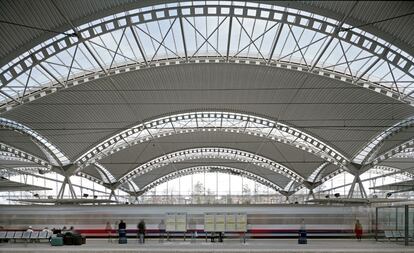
340, 11, 414, 32
0, 20, 77, 37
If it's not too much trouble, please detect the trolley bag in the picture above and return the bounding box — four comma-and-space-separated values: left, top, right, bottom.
63, 235, 73, 245
119, 237, 127, 244
118, 228, 127, 244
73, 234, 83, 245
50, 236, 64, 246
298, 236, 307, 244
298, 230, 307, 244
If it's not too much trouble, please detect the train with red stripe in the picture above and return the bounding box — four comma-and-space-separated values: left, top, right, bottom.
0, 204, 372, 238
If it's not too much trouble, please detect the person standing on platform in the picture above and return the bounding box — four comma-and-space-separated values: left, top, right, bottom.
354, 220, 363, 241
105, 221, 112, 243
118, 220, 127, 244
158, 220, 165, 242
298, 219, 307, 244
119, 220, 126, 230
138, 220, 146, 244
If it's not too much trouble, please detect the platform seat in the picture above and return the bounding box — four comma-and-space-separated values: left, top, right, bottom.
13, 231, 23, 239
30, 231, 39, 239
5, 231, 15, 239
13, 231, 23, 242
38, 231, 48, 239
21, 231, 31, 244
22, 231, 31, 239
384, 230, 406, 241
392, 231, 404, 240
0, 231, 7, 243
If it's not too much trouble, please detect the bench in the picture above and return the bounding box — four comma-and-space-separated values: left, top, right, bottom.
37, 231, 51, 242
0, 231, 51, 243
384, 230, 405, 241
393, 231, 405, 240
5, 231, 15, 240
0, 231, 6, 242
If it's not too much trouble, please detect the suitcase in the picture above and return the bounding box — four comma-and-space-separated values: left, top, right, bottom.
119, 237, 127, 244
63, 235, 73, 245
73, 235, 82, 245
298, 236, 307, 244
50, 237, 64, 246
81, 235, 86, 244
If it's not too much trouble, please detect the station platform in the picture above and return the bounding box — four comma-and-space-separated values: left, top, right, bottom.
1, 238, 413, 253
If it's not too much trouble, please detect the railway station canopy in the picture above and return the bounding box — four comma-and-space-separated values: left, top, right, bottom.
1, 0, 414, 204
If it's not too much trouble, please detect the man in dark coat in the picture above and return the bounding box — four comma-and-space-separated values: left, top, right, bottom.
137, 220, 146, 244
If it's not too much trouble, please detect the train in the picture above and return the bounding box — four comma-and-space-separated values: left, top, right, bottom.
0, 204, 373, 238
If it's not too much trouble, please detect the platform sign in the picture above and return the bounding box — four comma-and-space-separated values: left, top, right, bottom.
215, 214, 225, 231
225, 213, 236, 232
165, 213, 187, 232
204, 213, 215, 232
175, 213, 187, 232
166, 213, 176, 232
236, 213, 247, 232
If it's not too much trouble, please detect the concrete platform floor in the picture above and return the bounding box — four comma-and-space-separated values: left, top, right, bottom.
1, 238, 414, 253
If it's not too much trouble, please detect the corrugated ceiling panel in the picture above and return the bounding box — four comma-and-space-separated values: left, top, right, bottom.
3, 63, 414, 161
0, 129, 47, 160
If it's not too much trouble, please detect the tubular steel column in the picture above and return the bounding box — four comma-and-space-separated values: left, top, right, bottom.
375, 207, 378, 241
405, 205, 409, 246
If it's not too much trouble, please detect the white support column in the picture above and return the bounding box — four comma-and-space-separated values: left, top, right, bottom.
57, 178, 67, 199
347, 176, 357, 198
347, 174, 368, 199
109, 188, 119, 202
66, 177, 77, 199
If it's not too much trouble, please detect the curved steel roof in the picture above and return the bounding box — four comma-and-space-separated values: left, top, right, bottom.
1, 1, 414, 108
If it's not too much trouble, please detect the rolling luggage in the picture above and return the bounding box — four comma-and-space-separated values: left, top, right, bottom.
298, 230, 307, 244
73, 234, 83, 245
119, 237, 127, 244
63, 235, 73, 245
118, 229, 127, 244
298, 236, 307, 244
50, 236, 63, 246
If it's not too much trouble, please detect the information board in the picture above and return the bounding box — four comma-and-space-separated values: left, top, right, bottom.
165, 213, 187, 232
225, 213, 236, 232
175, 213, 187, 232
236, 213, 247, 232
165, 213, 176, 232
204, 213, 247, 232
204, 213, 215, 232
215, 214, 225, 231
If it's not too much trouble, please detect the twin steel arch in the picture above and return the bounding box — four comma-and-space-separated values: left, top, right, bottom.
353, 116, 414, 165
116, 147, 304, 187
75, 111, 349, 172
0, 142, 52, 169
1, 1, 414, 111
132, 165, 284, 196
0, 117, 70, 166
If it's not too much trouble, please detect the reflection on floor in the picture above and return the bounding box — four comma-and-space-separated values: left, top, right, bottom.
1, 238, 413, 252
